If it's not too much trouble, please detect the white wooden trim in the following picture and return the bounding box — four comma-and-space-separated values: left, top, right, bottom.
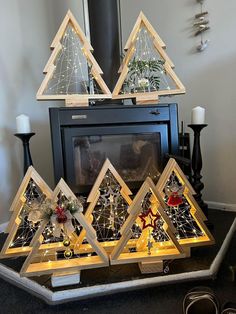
206, 201, 236, 212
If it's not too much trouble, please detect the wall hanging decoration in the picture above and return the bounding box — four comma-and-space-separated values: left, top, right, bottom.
37, 10, 111, 107
156, 158, 214, 252
20, 179, 109, 285
74, 158, 133, 254
0, 167, 52, 258
194, 0, 210, 52
112, 11, 185, 104
110, 177, 185, 274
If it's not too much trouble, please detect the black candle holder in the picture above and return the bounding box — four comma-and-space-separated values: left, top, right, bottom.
188, 124, 209, 218
14, 133, 35, 174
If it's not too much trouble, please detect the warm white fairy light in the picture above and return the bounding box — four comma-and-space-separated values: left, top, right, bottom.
9, 179, 46, 249
44, 25, 103, 96
130, 192, 169, 250
88, 170, 130, 243
163, 172, 204, 239
121, 25, 174, 95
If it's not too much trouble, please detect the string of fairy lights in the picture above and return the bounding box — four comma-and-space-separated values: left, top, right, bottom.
163, 172, 203, 239
10, 179, 46, 248
121, 25, 173, 95
44, 24, 103, 96
90, 170, 131, 243
131, 192, 169, 243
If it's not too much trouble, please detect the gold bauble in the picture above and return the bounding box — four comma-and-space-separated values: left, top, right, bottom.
63, 239, 70, 247
64, 249, 72, 259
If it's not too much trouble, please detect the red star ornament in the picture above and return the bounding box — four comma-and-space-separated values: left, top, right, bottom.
139, 208, 161, 230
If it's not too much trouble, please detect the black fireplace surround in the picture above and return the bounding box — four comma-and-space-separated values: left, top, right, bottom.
49, 103, 179, 195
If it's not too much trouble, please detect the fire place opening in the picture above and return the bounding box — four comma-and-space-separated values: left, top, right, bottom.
49, 104, 179, 195
73, 132, 161, 186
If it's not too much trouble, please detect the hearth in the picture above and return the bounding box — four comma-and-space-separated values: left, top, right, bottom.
49, 103, 179, 194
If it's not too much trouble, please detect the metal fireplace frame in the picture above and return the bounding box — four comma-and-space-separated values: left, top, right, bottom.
49, 103, 179, 193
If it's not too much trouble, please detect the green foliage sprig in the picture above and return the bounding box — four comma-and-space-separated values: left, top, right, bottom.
123, 57, 165, 93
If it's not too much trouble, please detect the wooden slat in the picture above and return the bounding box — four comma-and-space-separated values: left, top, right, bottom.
110, 177, 184, 264
1, 168, 53, 259
155, 158, 215, 249
112, 11, 185, 103
20, 179, 109, 277
37, 10, 111, 104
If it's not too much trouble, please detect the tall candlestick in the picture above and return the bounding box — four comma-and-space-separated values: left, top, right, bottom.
16, 114, 31, 134
191, 106, 205, 124
188, 124, 211, 225
14, 131, 35, 175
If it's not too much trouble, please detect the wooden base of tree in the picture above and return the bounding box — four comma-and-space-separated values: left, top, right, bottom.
139, 260, 163, 274
51, 270, 81, 287
135, 94, 159, 105
65, 98, 89, 107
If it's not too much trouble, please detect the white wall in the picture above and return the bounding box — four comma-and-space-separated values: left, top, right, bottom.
0, 0, 85, 223
120, 0, 236, 207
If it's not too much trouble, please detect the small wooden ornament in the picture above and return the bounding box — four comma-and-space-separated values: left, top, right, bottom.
37, 10, 111, 106
156, 158, 214, 248
20, 178, 109, 278
112, 11, 185, 104
110, 177, 185, 272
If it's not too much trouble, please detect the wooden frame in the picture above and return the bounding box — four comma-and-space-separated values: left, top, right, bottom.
37, 10, 111, 106
110, 177, 185, 266
20, 178, 109, 277
74, 158, 133, 254
0, 167, 53, 258
156, 158, 215, 247
112, 11, 185, 104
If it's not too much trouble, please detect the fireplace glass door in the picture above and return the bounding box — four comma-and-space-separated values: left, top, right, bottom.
63, 124, 168, 194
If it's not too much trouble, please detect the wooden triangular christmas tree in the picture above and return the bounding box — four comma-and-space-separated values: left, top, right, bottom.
0, 167, 52, 258
156, 158, 214, 249
37, 10, 111, 107
112, 11, 185, 104
74, 158, 133, 254
110, 177, 185, 273
20, 178, 108, 278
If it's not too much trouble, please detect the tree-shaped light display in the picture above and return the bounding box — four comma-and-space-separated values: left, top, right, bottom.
112, 11, 185, 104
0, 167, 52, 258
74, 159, 133, 254
37, 10, 111, 106
110, 177, 185, 274
20, 179, 108, 279
156, 158, 214, 250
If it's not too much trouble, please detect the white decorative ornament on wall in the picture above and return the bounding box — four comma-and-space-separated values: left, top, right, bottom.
194, 0, 210, 52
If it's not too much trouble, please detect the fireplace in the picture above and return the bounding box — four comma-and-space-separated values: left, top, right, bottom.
49, 103, 179, 194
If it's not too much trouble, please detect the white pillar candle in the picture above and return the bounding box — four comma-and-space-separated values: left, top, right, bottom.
16, 114, 31, 133
191, 106, 205, 124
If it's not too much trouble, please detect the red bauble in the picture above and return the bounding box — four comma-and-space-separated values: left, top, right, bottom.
167, 193, 183, 207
